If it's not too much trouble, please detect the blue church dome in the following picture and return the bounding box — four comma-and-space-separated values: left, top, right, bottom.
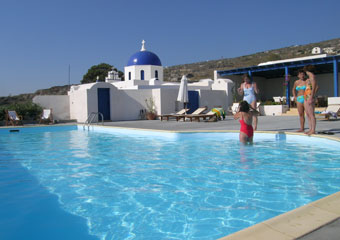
127, 50, 162, 66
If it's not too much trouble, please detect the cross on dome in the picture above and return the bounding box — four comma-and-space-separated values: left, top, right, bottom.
141, 40, 146, 51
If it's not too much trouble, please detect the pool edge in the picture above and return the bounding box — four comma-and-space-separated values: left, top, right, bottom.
77, 124, 340, 142
218, 191, 340, 240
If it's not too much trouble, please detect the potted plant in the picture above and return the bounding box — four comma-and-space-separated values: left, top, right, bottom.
145, 97, 157, 120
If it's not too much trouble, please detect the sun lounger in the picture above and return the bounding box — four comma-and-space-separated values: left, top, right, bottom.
39, 109, 53, 124
316, 105, 340, 120
5, 110, 23, 126
181, 111, 217, 122
157, 108, 189, 121
175, 107, 207, 121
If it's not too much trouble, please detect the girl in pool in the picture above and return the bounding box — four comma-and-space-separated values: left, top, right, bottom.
237, 73, 259, 130
292, 69, 307, 132
234, 101, 259, 144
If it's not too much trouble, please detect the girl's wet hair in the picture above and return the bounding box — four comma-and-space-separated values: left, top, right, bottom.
239, 101, 250, 112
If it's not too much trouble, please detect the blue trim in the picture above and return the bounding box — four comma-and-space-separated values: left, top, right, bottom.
248, 70, 252, 81
141, 70, 144, 80
217, 55, 340, 76
334, 59, 338, 97
285, 67, 290, 106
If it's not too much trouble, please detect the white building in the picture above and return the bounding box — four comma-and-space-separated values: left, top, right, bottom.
34, 40, 233, 122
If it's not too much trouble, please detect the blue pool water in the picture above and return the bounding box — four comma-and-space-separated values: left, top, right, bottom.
1, 125, 340, 240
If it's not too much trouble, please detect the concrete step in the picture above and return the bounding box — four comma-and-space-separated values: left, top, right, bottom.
283, 108, 299, 116
283, 107, 326, 116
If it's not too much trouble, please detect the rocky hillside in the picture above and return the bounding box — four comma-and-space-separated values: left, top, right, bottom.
1, 37, 339, 106
164, 38, 340, 82
0, 85, 70, 106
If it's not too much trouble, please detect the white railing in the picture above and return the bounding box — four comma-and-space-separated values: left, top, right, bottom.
83, 112, 104, 130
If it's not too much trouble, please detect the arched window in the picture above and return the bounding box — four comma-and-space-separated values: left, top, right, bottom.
128, 72, 131, 80
141, 70, 144, 80
155, 70, 158, 79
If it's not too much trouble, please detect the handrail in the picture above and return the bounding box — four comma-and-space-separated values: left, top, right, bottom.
83, 112, 104, 130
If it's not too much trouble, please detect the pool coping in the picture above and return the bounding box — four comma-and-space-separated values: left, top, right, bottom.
218, 191, 340, 240
2, 124, 340, 239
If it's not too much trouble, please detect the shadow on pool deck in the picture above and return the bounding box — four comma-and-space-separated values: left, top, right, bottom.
102, 115, 340, 138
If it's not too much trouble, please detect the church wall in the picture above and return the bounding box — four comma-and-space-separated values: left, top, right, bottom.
199, 90, 228, 110
110, 89, 153, 121
124, 65, 163, 81
212, 78, 234, 107
33, 95, 70, 121
157, 88, 179, 115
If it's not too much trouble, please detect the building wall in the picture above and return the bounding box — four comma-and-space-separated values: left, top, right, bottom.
33, 95, 70, 120
69, 82, 119, 122
222, 72, 340, 102
61, 79, 231, 122
69, 86, 89, 122
212, 78, 234, 106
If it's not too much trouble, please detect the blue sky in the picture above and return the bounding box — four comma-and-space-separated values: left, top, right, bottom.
1, 0, 339, 97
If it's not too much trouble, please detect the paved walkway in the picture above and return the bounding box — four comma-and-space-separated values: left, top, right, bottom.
104, 115, 340, 138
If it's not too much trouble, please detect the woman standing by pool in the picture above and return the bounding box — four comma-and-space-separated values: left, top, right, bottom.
292, 69, 307, 132
238, 73, 259, 130
303, 65, 318, 135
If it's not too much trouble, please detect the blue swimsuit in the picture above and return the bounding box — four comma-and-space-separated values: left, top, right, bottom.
295, 85, 306, 104
243, 84, 256, 104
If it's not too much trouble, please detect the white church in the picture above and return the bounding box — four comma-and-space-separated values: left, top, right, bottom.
33, 41, 233, 122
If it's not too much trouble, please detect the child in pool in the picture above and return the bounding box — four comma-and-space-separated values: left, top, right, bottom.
234, 101, 259, 144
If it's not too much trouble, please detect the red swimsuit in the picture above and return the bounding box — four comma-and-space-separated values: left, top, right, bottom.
239, 119, 253, 138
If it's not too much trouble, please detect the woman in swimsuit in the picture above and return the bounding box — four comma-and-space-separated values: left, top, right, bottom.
292, 69, 307, 132
237, 73, 259, 130
303, 65, 318, 135
234, 101, 259, 144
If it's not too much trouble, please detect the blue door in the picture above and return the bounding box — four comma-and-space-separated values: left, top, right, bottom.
187, 91, 199, 114
97, 88, 110, 121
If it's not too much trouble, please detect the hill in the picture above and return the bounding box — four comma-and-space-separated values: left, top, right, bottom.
1, 37, 339, 106
164, 37, 340, 82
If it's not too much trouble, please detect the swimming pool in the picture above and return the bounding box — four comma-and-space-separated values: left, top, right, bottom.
1, 125, 340, 240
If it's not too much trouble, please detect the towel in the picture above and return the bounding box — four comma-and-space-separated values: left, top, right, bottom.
212, 108, 226, 120
321, 111, 337, 119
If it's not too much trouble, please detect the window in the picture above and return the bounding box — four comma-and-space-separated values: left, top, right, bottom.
141, 70, 144, 80
128, 72, 131, 80
155, 70, 158, 78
